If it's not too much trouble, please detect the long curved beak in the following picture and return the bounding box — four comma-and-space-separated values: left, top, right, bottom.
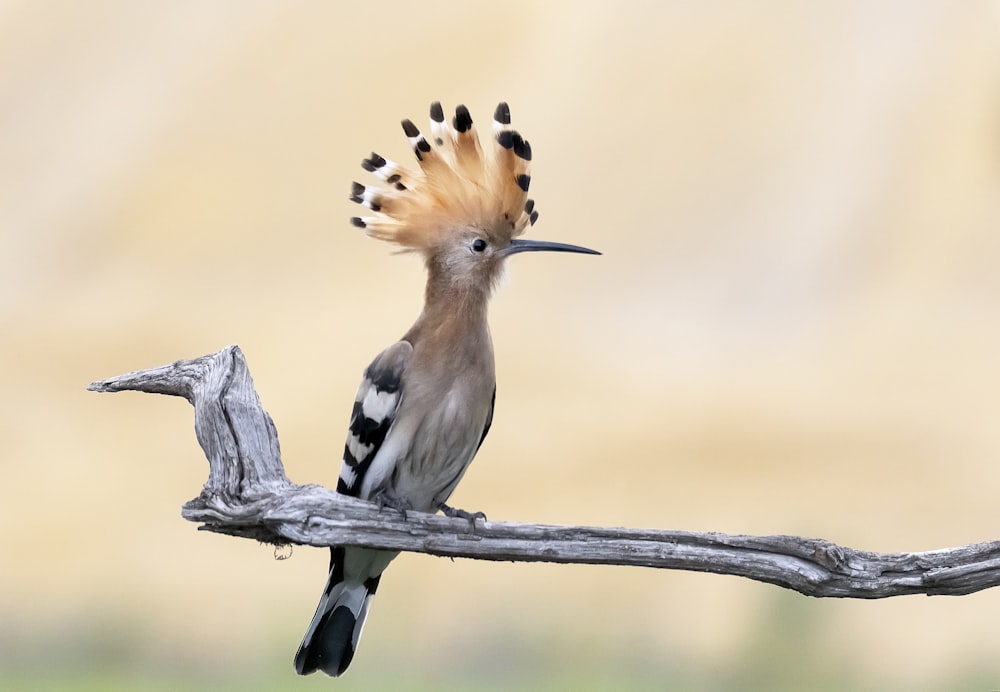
503, 238, 601, 257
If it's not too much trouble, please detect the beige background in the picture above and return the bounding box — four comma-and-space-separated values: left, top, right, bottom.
3, 2, 999, 689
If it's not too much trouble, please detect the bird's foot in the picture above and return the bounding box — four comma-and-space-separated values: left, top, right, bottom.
439, 502, 487, 531
374, 489, 412, 520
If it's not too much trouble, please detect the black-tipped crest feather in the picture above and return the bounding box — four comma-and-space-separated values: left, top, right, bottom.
351, 101, 539, 252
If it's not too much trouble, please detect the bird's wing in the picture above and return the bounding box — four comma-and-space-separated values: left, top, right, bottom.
337, 340, 413, 498
475, 386, 495, 453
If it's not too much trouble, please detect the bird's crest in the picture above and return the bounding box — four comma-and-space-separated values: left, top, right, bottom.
349, 102, 538, 253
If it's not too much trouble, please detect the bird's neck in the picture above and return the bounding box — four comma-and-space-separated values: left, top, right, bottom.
403, 266, 492, 349
426, 261, 491, 323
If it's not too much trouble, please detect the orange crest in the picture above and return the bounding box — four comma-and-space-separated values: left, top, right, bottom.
349, 102, 538, 253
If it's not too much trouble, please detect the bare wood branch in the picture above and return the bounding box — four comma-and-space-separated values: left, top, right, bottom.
89, 346, 1000, 599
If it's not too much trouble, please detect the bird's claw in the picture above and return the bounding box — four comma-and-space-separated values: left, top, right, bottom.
374, 490, 412, 520
439, 502, 487, 531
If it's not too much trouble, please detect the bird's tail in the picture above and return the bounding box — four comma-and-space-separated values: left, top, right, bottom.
294, 546, 397, 676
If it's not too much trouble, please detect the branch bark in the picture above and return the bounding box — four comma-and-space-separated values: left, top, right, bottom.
89, 345, 1000, 599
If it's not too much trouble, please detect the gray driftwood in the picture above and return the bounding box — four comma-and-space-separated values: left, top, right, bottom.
89, 345, 1000, 599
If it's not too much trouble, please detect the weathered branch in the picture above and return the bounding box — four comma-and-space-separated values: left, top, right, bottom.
89, 345, 1000, 599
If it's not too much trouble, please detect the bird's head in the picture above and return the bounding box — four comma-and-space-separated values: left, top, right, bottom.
350, 102, 598, 297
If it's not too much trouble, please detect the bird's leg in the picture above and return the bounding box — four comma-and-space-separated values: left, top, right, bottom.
373, 488, 412, 520
438, 502, 487, 530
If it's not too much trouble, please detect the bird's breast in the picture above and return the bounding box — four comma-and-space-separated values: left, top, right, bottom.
384, 367, 494, 512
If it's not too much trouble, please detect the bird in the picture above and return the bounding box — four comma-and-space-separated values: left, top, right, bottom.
293, 101, 599, 677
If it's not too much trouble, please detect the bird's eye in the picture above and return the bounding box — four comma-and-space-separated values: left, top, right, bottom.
471, 238, 488, 253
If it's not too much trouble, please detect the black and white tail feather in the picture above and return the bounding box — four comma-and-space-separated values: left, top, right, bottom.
294, 343, 411, 676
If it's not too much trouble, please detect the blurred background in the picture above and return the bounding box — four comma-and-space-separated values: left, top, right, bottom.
2, 1, 1000, 689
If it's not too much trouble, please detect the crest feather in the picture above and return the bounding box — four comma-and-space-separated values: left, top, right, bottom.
350, 102, 538, 253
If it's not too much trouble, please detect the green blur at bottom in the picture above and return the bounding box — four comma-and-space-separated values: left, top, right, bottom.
3, 658, 997, 692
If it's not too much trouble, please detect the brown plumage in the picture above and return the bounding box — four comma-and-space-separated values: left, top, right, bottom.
295, 102, 599, 678
350, 101, 537, 256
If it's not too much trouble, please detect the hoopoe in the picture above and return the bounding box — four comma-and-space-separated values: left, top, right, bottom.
294, 102, 599, 677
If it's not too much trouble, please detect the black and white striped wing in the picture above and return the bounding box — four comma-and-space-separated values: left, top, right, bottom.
337, 340, 413, 498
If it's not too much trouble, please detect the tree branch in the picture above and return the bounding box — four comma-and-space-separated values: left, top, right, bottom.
89, 345, 1000, 599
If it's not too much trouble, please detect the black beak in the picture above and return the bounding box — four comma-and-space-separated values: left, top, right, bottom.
503, 239, 601, 257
